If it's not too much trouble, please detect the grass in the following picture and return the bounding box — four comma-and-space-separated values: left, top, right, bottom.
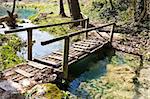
25, 1, 79, 36
0, 34, 25, 71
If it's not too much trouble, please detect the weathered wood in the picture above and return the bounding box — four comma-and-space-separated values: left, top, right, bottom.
109, 24, 115, 43
11, 74, 21, 80
63, 37, 69, 79
13, 76, 24, 82
5, 18, 87, 33
82, 41, 97, 45
41, 22, 115, 45
73, 47, 90, 53
34, 58, 61, 67
85, 18, 89, 39
15, 69, 34, 78
73, 45, 89, 50
73, 43, 90, 47
27, 29, 32, 60
3, 70, 15, 77
48, 55, 63, 60
53, 51, 78, 59
28, 61, 47, 69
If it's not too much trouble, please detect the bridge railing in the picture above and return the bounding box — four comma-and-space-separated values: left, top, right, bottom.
41, 22, 115, 79
4, 18, 89, 61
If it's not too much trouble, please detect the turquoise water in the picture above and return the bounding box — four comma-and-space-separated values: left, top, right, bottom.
17, 8, 37, 19
68, 52, 126, 98
0, 6, 37, 19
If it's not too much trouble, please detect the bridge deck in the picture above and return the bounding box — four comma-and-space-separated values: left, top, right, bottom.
0, 35, 108, 93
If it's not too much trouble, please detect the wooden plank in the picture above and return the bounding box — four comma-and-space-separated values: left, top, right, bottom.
48, 55, 63, 60
53, 51, 78, 59
13, 76, 24, 82
3, 70, 15, 77
73, 47, 90, 53
73, 42, 90, 47
15, 69, 34, 78
34, 58, 61, 67
82, 41, 97, 45
85, 39, 100, 43
28, 61, 47, 69
11, 74, 20, 80
73, 45, 89, 49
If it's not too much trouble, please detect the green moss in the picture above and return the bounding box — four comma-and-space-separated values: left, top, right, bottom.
43, 84, 63, 99
0, 34, 25, 71
27, 2, 77, 36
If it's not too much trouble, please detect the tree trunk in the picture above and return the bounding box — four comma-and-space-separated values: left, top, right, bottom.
67, 0, 82, 20
59, 0, 67, 17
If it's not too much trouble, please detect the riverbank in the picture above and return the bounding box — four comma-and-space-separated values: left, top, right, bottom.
0, 34, 25, 70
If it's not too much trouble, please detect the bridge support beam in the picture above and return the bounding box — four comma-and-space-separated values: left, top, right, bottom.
109, 23, 115, 44
63, 36, 69, 79
27, 29, 32, 60
85, 18, 89, 39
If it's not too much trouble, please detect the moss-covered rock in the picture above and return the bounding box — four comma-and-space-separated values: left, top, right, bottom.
26, 83, 63, 99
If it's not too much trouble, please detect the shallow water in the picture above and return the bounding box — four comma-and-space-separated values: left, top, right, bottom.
16, 23, 63, 59
68, 52, 128, 98
0, 6, 37, 19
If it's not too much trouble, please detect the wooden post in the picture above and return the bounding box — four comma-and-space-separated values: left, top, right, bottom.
109, 23, 115, 43
27, 29, 32, 60
85, 18, 89, 39
63, 36, 69, 79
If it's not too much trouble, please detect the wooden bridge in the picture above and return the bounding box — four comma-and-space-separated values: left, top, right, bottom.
0, 18, 115, 93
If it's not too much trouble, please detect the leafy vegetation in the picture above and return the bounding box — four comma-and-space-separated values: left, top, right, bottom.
0, 34, 25, 71
80, 0, 134, 23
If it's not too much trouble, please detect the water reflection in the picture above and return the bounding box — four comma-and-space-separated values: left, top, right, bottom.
16, 23, 63, 59
68, 58, 109, 97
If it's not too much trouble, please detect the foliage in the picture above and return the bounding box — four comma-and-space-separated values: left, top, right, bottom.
80, 0, 134, 23
0, 34, 24, 71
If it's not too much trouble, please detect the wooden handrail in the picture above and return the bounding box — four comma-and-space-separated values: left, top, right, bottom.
41, 22, 115, 45
4, 18, 88, 34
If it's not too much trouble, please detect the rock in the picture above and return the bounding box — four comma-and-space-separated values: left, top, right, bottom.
0, 91, 25, 99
